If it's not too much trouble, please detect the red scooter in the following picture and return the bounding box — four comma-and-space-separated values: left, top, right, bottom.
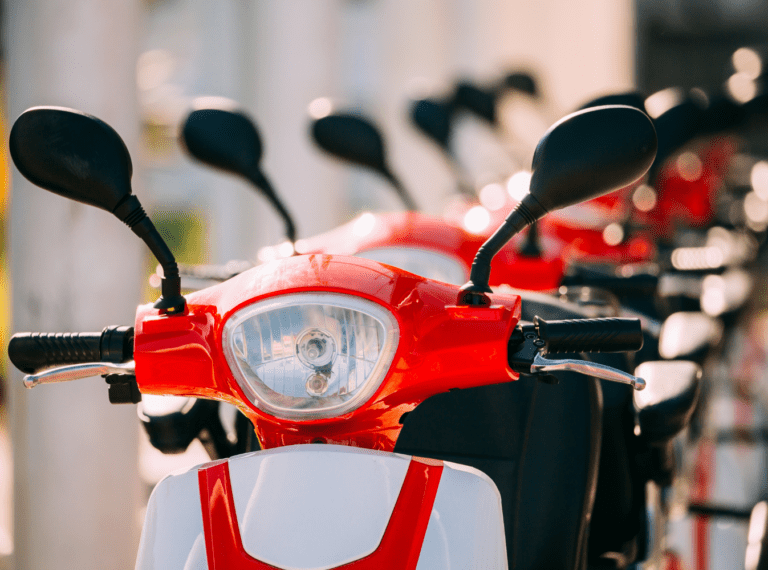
8, 104, 681, 570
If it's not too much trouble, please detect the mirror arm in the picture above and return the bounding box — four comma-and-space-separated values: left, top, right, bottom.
459, 194, 546, 305
114, 195, 186, 314
383, 170, 418, 211
519, 221, 542, 257
248, 169, 297, 244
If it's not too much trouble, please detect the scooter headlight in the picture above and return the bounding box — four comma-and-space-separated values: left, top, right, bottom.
222, 293, 399, 420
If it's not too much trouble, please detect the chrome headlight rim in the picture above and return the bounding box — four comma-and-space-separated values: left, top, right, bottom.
222, 291, 400, 421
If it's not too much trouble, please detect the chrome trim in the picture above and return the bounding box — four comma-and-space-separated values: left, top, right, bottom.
23, 361, 135, 388
531, 353, 645, 391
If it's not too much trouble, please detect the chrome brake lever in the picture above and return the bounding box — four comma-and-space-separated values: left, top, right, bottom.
531, 353, 646, 391
23, 361, 136, 389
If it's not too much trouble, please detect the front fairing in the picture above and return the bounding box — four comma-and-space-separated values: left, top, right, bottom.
134, 254, 521, 451
136, 444, 508, 570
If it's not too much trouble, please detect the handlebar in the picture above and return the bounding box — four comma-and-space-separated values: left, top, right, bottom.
508, 316, 646, 390
534, 316, 644, 354
8, 326, 134, 374
560, 272, 659, 298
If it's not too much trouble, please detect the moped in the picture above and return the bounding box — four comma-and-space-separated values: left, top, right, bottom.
6, 104, 707, 570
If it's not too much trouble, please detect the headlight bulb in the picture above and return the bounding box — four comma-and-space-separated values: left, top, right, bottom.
306, 374, 330, 396
296, 328, 336, 369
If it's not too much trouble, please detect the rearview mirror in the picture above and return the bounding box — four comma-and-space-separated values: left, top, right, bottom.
182, 107, 263, 177
311, 112, 417, 210
454, 81, 497, 125
461, 105, 657, 302
528, 105, 657, 212
10, 106, 133, 213
311, 113, 389, 176
410, 97, 453, 151
10, 106, 185, 312
182, 103, 296, 241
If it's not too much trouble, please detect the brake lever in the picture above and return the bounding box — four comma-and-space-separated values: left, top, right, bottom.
531, 353, 645, 391
23, 361, 136, 388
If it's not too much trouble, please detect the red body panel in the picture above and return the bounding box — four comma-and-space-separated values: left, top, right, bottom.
639, 164, 721, 238
198, 457, 443, 569
135, 254, 521, 451
296, 211, 565, 290
308, 195, 651, 297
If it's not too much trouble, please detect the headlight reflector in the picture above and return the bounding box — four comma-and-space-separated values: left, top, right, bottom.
222, 293, 399, 420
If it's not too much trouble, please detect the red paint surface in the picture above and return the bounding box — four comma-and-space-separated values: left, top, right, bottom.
198, 457, 443, 570
297, 211, 566, 290
135, 254, 521, 451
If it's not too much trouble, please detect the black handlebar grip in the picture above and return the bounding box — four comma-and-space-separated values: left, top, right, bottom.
561, 272, 659, 297
8, 326, 134, 374
534, 316, 643, 354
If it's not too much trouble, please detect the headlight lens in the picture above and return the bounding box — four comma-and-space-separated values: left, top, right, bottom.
355, 247, 468, 285
222, 293, 399, 420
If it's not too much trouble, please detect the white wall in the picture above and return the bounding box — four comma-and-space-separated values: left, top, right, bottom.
6, 1, 144, 568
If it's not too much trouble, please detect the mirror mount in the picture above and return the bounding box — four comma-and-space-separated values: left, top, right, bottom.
519, 222, 542, 257
245, 167, 297, 243
459, 194, 547, 305
113, 195, 185, 313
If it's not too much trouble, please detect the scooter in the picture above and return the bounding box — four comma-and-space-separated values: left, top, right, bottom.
8, 104, 698, 570
178, 102, 723, 568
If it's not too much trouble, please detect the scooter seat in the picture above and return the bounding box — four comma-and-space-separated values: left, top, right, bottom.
634, 360, 701, 445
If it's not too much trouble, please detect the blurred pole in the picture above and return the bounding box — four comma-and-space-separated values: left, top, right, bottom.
6, 1, 144, 569
250, 0, 346, 240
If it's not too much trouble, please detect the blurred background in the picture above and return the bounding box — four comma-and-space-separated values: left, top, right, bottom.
1, 0, 768, 568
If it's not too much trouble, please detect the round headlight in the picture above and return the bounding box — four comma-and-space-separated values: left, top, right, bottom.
222, 293, 399, 420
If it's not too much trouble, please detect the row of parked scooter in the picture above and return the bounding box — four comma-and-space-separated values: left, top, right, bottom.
6, 69, 768, 569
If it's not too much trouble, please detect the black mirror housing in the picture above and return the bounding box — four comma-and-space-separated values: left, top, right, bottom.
182, 108, 263, 178
528, 105, 657, 213
10, 106, 133, 214
181, 104, 297, 242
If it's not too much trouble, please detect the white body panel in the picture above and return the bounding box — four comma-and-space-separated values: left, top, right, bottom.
136, 444, 507, 570
417, 461, 507, 569
229, 445, 410, 569
135, 465, 208, 570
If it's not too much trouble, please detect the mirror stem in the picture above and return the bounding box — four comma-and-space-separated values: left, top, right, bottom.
459, 194, 546, 305
384, 170, 418, 211
248, 169, 298, 244
114, 195, 186, 314
519, 222, 542, 257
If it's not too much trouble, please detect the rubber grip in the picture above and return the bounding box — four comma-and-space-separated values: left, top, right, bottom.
561, 272, 659, 297
534, 316, 643, 354
8, 326, 134, 374
9, 332, 102, 373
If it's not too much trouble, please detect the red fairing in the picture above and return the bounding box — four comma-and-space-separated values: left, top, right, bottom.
452, 184, 655, 266
641, 161, 722, 238
296, 211, 565, 290
198, 457, 443, 569
134, 254, 521, 451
